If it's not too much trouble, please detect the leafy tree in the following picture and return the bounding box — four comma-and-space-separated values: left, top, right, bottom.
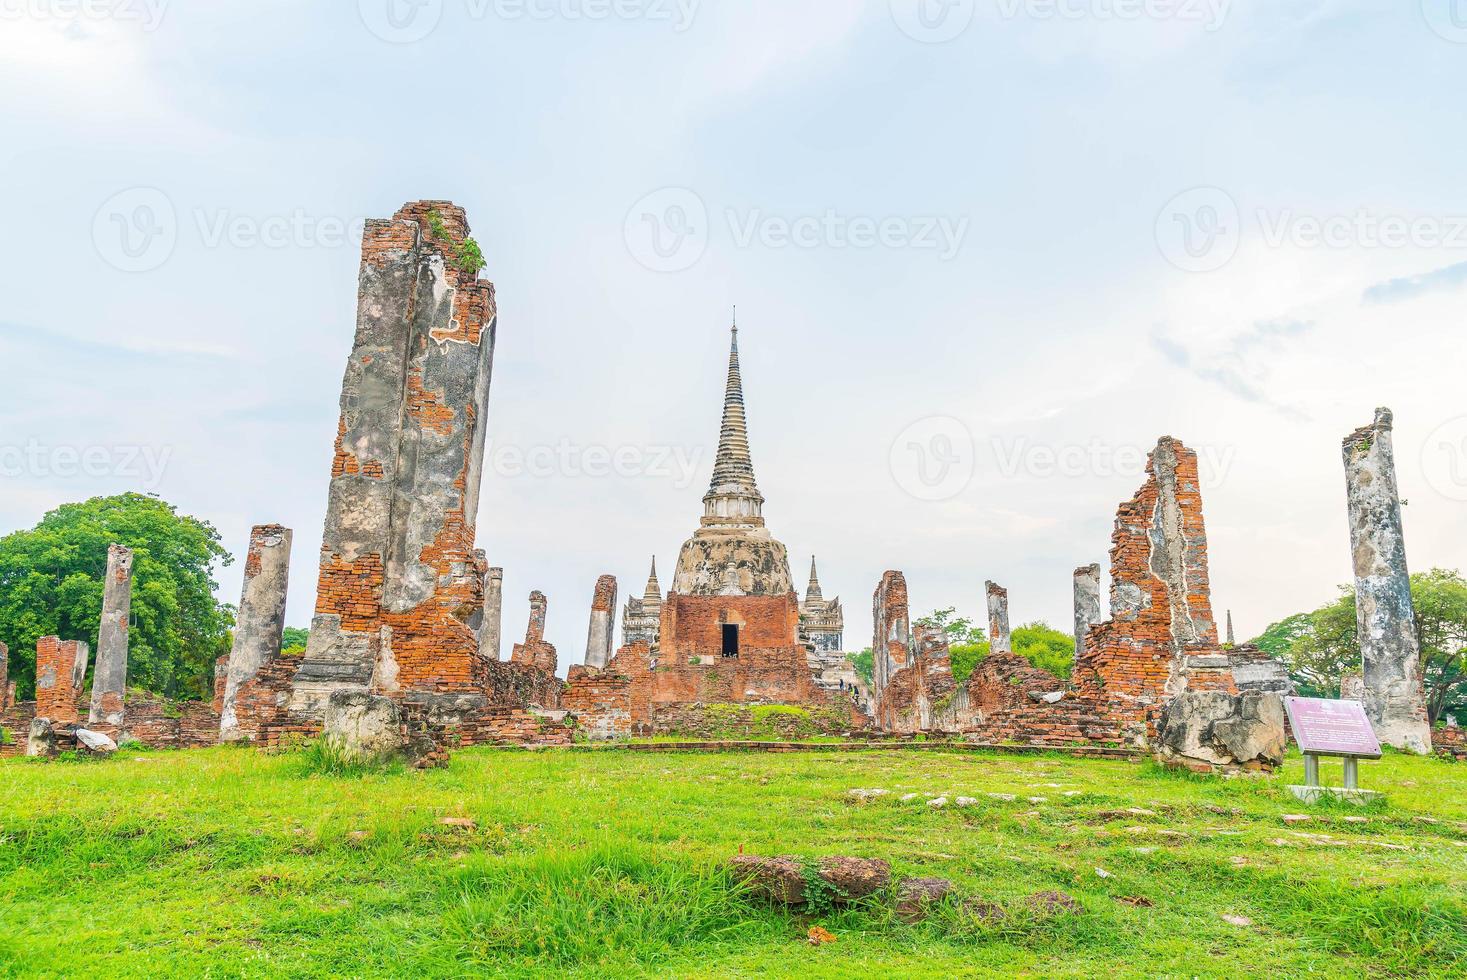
0, 494, 234, 700
1011, 622, 1076, 679
914, 607, 986, 646
1254, 568, 1467, 722
913, 608, 1074, 684
847, 648, 873, 686
281, 626, 310, 656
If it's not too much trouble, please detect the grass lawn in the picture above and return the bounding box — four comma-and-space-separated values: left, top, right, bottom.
1, 744, 1463, 978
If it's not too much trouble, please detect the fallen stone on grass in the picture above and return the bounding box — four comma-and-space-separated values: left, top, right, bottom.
437, 817, 476, 829
1094, 868, 1112, 879
900, 793, 920, 802
846, 789, 891, 804
894, 877, 954, 923
1343, 816, 1369, 824
75, 729, 117, 754
987, 793, 1017, 802
1221, 913, 1254, 927
1281, 814, 1311, 825
1156, 691, 1286, 773
807, 926, 836, 946
728, 855, 891, 906
955, 796, 977, 808
961, 898, 1008, 924
928, 796, 949, 809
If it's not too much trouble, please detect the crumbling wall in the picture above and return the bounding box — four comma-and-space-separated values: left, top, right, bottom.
871, 571, 910, 703
89, 544, 133, 726
35, 637, 87, 725
290, 201, 499, 721
1072, 563, 1102, 657
876, 620, 965, 734
584, 575, 618, 669
510, 591, 558, 674
986, 581, 1011, 654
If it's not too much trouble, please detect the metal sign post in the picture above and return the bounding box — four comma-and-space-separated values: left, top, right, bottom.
1284, 697, 1384, 804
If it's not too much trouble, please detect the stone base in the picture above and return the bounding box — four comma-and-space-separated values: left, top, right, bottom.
1287, 785, 1383, 805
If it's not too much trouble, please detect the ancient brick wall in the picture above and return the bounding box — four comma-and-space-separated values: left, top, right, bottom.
959, 653, 1126, 747
871, 571, 910, 702
652, 593, 824, 705
509, 591, 557, 674
34, 637, 87, 725
564, 664, 636, 739
0, 699, 35, 758
876, 624, 964, 734
291, 200, 500, 719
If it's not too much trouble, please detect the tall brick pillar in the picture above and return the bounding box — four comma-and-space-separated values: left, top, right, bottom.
1072, 564, 1102, 659
584, 575, 618, 669
221, 525, 293, 741
481, 567, 504, 661
36, 637, 88, 725
986, 581, 1011, 654
291, 201, 498, 719
89, 544, 134, 726
1342, 408, 1431, 754
0, 641, 9, 713
511, 592, 557, 673
871, 571, 910, 701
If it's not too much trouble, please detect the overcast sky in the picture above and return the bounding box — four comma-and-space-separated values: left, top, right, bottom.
3, 0, 1465, 670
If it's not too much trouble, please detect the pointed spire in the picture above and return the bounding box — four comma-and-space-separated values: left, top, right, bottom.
701, 316, 765, 527
806, 556, 824, 603
643, 556, 661, 606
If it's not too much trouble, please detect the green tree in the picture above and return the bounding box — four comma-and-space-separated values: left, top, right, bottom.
1254, 568, 1467, 722
281, 626, 310, 656
913, 608, 1074, 684
847, 648, 873, 687
0, 493, 234, 700
914, 607, 986, 646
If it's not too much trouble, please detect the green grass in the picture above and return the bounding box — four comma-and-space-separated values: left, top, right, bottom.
0, 745, 1463, 977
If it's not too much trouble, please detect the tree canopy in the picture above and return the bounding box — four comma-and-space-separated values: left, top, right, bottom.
0, 493, 234, 701
1253, 568, 1467, 723
914, 608, 1074, 683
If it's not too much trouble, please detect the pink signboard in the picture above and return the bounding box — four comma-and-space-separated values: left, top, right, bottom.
1285, 697, 1382, 759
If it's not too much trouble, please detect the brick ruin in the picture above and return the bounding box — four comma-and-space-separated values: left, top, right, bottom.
510, 591, 558, 673
90, 544, 133, 726
219, 525, 292, 742
867, 436, 1292, 749
584, 575, 618, 669
1342, 408, 1432, 753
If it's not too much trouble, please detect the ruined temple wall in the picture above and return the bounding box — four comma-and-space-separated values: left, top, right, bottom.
35, 637, 87, 725
90, 544, 133, 726
293, 201, 497, 718
871, 571, 910, 701
654, 593, 824, 704
876, 625, 963, 734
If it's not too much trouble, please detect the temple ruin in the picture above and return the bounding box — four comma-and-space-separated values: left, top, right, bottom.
1342, 408, 1431, 753
89, 544, 133, 727
219, 525, 292, 742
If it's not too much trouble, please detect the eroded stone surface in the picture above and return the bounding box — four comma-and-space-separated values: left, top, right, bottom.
1156, 690, 1286, 772
727, 855, 890, 906
584, 575, 618, 669
1341, 408, 1431, 754
90, 544, 133, 727
1073, 564, 1102, 658
220, 525, 292, 742
323, 690, 406, 762
986, 581, 1012, 654
480, 567, 503, 661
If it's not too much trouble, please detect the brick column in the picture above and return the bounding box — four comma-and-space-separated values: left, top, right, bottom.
89, 544, 134, 726
221, 525, 293, 742
36, 637, 88, 725
986, 581, 1011, 654
585, 575, 618, 669
871, 571, 910, 701
1342, 408, 1431, 753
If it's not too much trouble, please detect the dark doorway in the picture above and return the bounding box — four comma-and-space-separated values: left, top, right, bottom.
721, 623, 739, 658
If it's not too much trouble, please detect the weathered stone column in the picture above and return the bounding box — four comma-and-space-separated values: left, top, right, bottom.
986, 581, 1011, 654
1072, 564, 1101, 658
89, 544, 134, 726
584, 575, 618, 669
510, 591, 557, 673
0, 641, 8, 712
872, 571, 910, 700
1342, 408, 1431, 753
1225, 610, 1236, 646
35, 637, 88, 725
291, 201, 498, 718
481, 567, 504, 661
220, 525, 293, 742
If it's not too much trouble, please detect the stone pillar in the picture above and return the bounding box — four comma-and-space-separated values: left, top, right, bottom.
871, 571, 910, 700
35, 637, 88, 725
1226, 610, 1236, 646
481, 567, 504, 661
0, 641, 8, 713
585, 575, 618, 669
986, 581, 1011, 655
89, 544, 134, 726
1342, 408, 1430, 753
221, 525, 293, 742
1072, 564, 1101, 658
510, 591, 558, 673
291, 201, 498, 718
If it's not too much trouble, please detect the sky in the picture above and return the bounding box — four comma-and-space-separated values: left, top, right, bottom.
2, 0, 1465, 672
